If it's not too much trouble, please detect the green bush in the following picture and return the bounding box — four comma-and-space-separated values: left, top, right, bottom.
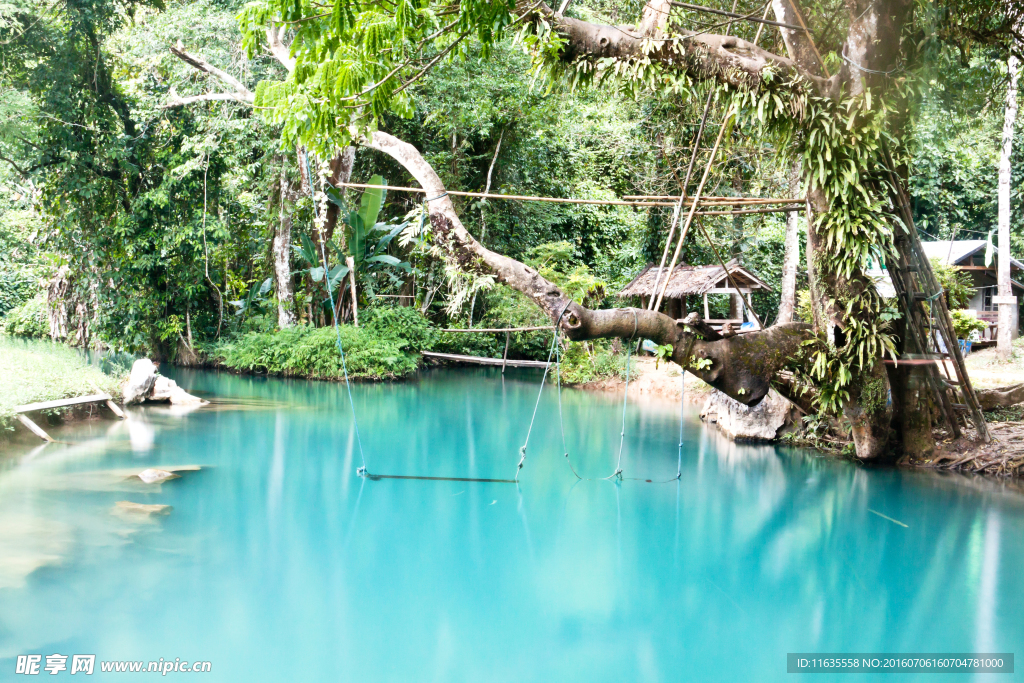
558, 339, 631, 384
0, 268, 38, 317
208, 305, 435, 380
931, 258, 974, 310
0, 293, 48, 338
950, 309, 987, 340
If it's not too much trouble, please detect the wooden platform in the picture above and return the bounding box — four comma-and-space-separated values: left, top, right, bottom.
14, 392, 124, 442
421, 351, 552, 369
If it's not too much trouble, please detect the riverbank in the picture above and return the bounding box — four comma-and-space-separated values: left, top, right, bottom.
0, 337, 124, 428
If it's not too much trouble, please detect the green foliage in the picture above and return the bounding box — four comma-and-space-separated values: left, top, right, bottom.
931, 258, 974, 310
950, 309, 987, 339
208, 304, 432, 380
557, 339, 630, 384
795, 290, 814, 324
651, 342, 673, 368
0, 293, 48, 338
0, 336, 123, 425
242, 0, 517, 151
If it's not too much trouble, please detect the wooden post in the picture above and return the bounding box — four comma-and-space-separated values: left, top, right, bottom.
16, 414, 54, 442
346, 256, 359, 327
105, 400, 125, 419
502, 331, 510, 374
703, 293, 710, 319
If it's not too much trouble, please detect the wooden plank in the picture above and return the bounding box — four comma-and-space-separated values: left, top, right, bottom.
105, 400, 126, 419
16, 414, 54, 442
14, 393, 112, 414
422, 351, 552, 369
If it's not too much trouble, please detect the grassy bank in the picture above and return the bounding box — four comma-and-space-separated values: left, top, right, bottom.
0, 337, 123, 425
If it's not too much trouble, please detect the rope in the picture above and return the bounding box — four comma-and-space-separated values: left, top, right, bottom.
611, 309, 640, 480
306, 153, 368, 476
553, 309, 640, 481
516, 300, 573, 482
677, 372, 684, 480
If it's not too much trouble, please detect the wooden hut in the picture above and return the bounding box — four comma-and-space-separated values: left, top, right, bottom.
618, 259, 772, 325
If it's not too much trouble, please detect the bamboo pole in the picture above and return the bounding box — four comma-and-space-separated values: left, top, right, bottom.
648, 88, 716, 312
652, 106, 735, 313
346, 256, 359, 327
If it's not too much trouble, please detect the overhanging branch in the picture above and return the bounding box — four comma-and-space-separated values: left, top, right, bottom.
363, 130, 811, 405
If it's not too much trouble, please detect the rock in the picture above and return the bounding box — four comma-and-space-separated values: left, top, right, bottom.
135, 468, 179, 484
148, 376, 206, 405
112, 501, 172, 517
701, 388, 792, 441
123, 359, 158, 405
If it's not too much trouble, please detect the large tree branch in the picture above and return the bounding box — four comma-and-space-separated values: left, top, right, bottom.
532, 3, 831, 94
363, 131, 811, 405
265, 26, 296, 72
165, 42, 256, 109
170, 42, 255, 95
161, 89, 254, 109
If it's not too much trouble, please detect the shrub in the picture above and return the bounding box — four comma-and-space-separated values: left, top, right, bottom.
950, 309, 987, 340
0, 293, 48, 338
558, 339, 631, 384
931, 258, 974, 310
208, 305, 435, 380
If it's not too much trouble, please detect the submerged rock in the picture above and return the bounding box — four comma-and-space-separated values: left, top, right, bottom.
701, 389, 793, 441
149, 376, 206, 405
135, 468, 179, 484
112, 501, 172, 517
123, 359, 158, 404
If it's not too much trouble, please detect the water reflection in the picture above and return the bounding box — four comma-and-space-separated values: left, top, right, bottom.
0, 367, 1020, 682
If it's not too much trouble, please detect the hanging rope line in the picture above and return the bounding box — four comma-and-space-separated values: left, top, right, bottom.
356, 185, 516, 484
306, 153, 369, 477
677, 372, 685, 479
550, 309, 646, 482
516, 300, 573, 482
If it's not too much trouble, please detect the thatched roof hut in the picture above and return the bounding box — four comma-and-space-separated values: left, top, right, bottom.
618, 259, 771, 321
619, 259, 771, 298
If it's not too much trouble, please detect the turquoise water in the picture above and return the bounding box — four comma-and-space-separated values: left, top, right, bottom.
0, 367, 1021, 681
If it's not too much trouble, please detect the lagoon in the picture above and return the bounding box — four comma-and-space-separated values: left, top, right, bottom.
0, 368, 1021, 681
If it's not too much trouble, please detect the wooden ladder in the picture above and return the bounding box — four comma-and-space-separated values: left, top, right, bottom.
886, 170, 991, 443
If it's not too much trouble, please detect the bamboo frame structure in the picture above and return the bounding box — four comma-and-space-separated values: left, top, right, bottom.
335, 183, 802, 213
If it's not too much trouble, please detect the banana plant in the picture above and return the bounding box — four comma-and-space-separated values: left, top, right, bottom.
293, 233, 349, 293
326, 174, 411, 278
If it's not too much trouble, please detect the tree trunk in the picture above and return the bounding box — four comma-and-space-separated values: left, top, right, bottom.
274, 160, 297, 328
998, 51, 1019, 360
325, 147, 356, 245
776, 160, 801, 324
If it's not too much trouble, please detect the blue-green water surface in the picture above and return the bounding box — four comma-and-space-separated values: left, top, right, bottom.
0, 368, 1021, 681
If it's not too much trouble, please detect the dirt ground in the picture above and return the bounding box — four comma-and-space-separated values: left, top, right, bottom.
582, 357, 713, 406
960, 339, 1024, 389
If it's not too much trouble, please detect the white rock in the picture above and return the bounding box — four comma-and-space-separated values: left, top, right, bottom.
136, 468, 179, 484
123, 359, 158, 405
148, 376, 205, 405
700, 389, 791, 441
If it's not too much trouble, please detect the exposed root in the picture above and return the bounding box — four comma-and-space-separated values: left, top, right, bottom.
905, 421, 1024, 477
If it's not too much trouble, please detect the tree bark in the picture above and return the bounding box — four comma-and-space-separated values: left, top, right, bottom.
776, 160, 801, 324
998, 51, 1019, 360
275, 160, 297, 328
